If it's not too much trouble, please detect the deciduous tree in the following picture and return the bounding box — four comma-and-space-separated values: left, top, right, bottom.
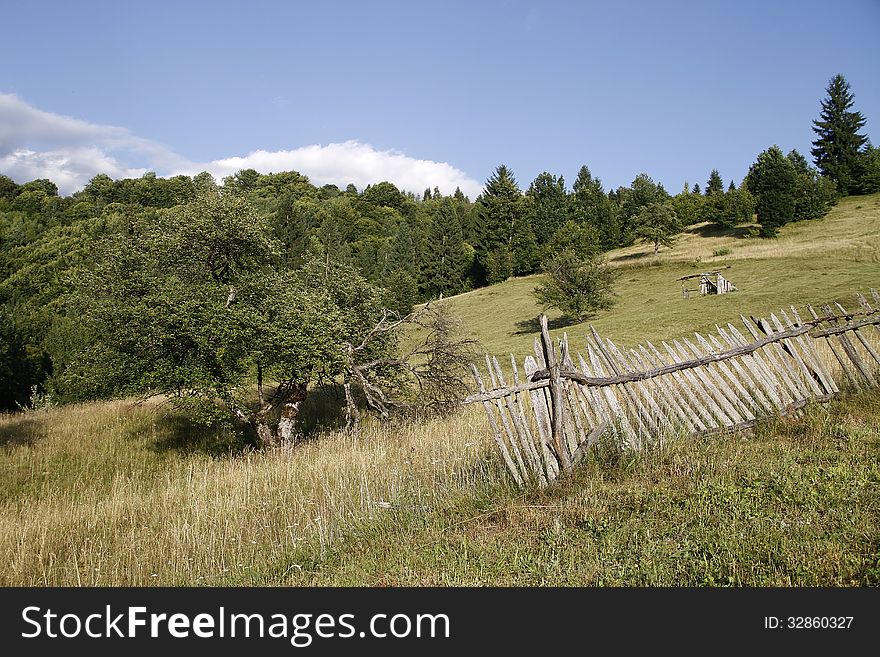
532, 250, 616, 321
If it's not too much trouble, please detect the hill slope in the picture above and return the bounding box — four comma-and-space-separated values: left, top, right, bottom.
444, 193, 880, 355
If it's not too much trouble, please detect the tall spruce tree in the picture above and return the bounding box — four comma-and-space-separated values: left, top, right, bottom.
811, 74, 868, 195
473, 165, 530, 284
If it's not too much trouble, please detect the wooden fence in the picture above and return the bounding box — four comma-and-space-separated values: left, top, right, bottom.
464, 290, 880, 488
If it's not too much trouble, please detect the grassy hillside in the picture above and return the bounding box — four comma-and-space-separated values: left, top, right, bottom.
444, 193, 880, 355
1, 192, 878, 586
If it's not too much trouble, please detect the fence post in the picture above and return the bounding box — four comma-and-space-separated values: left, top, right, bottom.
539, 315, 572, 471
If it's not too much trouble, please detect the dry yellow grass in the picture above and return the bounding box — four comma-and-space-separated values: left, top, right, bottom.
0, 400, 501, 585
608, 193, 880, 265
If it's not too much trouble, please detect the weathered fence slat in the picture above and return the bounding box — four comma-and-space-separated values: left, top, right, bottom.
605, 338, 672, 436
781, 308, 838, 396
693, 332, 759, 419
704, 332, 769, 413
586, 341, 639, 447
823, 304, 876, 386
807, 304, 860, 389
712, 326, 777, 413
835, 302, 880, 370
667, 339, 739, 426
523, 356, 559, 480
631, 345, 701, 432
756, 315, 813, 401
496, 355, 547, 487
540, 316, 572, 470
593, 330, 654, 443
468, 291, 880, 489
486, 354, 530, 484
722, 323, 791, 409
470, 364, 524, 487
648, 340, 720, 431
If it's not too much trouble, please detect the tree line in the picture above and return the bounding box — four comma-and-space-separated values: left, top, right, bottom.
1, 74, 876, 432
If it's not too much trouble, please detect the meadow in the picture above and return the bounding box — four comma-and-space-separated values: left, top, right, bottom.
1, 193, 878, 586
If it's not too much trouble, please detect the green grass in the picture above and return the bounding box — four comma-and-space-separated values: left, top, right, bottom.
442, 193, 880, 355
0, 192, 878, 586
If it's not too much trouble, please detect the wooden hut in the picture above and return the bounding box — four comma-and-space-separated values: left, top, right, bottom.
678, 271, 737, 299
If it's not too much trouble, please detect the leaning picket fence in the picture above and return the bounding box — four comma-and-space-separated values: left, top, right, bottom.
463, 290, 880, 488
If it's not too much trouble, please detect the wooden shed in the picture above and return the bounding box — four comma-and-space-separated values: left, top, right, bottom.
678, 271, 737, 299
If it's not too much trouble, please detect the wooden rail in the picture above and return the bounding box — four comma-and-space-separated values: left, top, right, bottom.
466, 289, 880, 488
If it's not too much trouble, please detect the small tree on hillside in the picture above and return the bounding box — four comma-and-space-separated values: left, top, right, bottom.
634, 202, 680, 255
532, 250, 616, 322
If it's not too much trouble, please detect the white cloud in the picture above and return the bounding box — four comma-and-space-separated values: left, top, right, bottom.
188, 141, 483, 199
0, 148, 146, 195
0, 93, 483, 199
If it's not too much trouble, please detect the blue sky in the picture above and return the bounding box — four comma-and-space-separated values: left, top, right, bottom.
1, 0, 878, 197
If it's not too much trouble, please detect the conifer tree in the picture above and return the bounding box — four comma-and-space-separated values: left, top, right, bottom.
746, 146, 797, 237
421, 198, 469, 298
473, 165, 530, 283
706, 169, 724, 195
570, 165, 619, 250
526, 172, 567, 243
811, 74, 868, 194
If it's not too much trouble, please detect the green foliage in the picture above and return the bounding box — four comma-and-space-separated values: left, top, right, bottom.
54, 191, 394, 440
526, 172, 568, 242
382, 269, 420, 316
853, 145, 880, 194
811, 74, 868, 195
746, 146, 798, 237
532, 250, 616, 321
485, 246, 512, 285
616, 173, 669, 247
0, 174, 18, 200
0, 309, 47, 410
670, 183, 705, 227
701, 185, 757, 228
473, 165, 535, 282
421, 197, 470, 298
705, 169, 724, 196
389, 215, 424, 278
509, 200, 540, 276
571, 165, 620, 251
548, 220, 599, 259
634, 202, 681, 255
788, 149, 838, 220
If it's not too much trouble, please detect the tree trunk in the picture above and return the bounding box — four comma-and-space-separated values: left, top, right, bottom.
343, 377, 360, 433
253, 383, 309, 450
